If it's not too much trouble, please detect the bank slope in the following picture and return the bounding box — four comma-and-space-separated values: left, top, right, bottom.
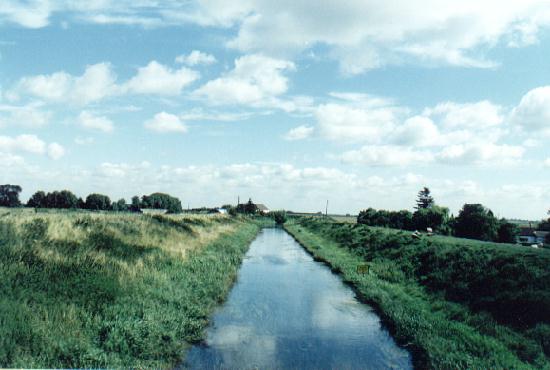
0, 210, 261, 368
285, 218, 550, 369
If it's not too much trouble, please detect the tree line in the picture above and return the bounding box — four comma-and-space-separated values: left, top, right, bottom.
0, 184, 183, 214
358, 187, 550, 244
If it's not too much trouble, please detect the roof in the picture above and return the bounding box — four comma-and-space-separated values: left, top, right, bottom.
256, 204, 269, 211
519, 228, 549, 237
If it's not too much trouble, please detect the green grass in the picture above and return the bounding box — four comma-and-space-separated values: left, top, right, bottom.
285, 217, 550, 369
0, 209, 263, 368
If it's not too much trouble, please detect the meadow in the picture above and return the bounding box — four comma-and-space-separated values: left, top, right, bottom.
285, 217, 550, 369
0, 208, 263, 368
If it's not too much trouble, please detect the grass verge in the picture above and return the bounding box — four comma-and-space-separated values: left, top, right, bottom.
0, 210, 263, 368
285, 218, 550, 369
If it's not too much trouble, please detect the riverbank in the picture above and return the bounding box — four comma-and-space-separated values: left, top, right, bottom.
285, 218, 550, 369
0, 210, 263, 368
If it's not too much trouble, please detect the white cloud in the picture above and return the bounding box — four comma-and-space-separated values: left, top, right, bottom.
0, 103, 51, 128
175, 50, 217, 66
144, 112, 188, 133
194, 54, 295, 106
437, 142, 524, 166
424, 100, 504, 130
315, 102, 400, 143
74, 136, 94, 145
0, 0, 51, 28
0, 134, 45, 154
218, 1, 550, 73
78, 111, 114, 133
123, 61, 199, 95
510, 86, 550, 136
283, 125, 314, 141
393, 115, 440, 147
339, 145, 434, 166
47, 142, 65, 160
15, 62, 117, 105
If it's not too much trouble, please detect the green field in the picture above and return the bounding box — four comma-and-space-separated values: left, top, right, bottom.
0, 209, 263, 368
285, 217, 550, 369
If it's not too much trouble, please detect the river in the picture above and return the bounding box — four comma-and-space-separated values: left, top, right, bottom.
183, 228, 412, 369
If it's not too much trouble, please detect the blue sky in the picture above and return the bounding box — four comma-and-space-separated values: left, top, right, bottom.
1, 1, 550, 219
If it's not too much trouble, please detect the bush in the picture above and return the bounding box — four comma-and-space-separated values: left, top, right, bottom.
270, 210, 287, 225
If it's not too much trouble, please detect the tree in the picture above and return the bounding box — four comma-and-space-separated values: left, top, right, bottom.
130, 196, 141, 212
27, 191, 47, 208
44, 190, 79, 209
85, 193, 111, 210
497, 221, 520, 244
0, 184, 22, 207
413, 205, 449, 232
141, 192, 182, 214
112, 198, 128, 212
415, 187, 434, 210
454, 204, 499, 241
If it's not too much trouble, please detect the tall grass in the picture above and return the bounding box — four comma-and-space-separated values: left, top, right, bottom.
285, 217, 550, 369
0, 209, 261, 368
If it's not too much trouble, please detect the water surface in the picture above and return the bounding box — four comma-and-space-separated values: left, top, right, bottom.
184, 228, 412, 369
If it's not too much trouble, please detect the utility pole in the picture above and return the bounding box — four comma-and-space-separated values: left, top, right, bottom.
325, 200, 329, 217
238, 196, 240, 205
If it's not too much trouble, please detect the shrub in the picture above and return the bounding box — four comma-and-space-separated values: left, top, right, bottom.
271, 210, 287, 225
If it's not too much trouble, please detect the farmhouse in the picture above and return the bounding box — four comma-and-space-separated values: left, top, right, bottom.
517, 228, 549, 245
256, 204, 270, 214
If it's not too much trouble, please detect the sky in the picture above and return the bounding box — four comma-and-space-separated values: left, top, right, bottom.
1, 1, 550, 219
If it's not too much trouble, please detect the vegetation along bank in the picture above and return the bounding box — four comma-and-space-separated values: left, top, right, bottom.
0, 208, 264, 368
285, 217, 550, 369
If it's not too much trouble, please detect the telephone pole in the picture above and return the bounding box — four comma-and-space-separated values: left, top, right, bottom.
325, 200, 329, 217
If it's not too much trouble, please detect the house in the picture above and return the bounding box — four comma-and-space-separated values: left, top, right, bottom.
140, 208, 168, 215
256, 204, 270, 214
517, 228, 549, 245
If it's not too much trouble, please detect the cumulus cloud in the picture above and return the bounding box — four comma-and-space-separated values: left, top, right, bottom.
123, 61, 199, 95
315, 101, 401, 143
0, 134, 46, 154
510, 86, 550, 136
283, 125, 314, 141
0, 103, 51, 128
194, 54, 295, 106
437, 142, 524, 166
78, 111, 114, 133
175, 50, 217, 66
144, 112, 188, 133
47, 142, 65, 160
14, 62, 117, 105
339, 145, 434, 166
423, 100, 504, 130
12, 60, 199, 105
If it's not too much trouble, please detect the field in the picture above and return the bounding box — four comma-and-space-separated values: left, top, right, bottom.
0, 208, 263, 368
285, 217, 550, 369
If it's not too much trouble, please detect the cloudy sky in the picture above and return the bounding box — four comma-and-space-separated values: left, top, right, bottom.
1, 1, 550, 219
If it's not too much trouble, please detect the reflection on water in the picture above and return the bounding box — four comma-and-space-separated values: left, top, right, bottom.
183, 228, 412, 369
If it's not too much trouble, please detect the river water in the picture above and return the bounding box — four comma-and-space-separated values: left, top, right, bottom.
183, 228, 412, 369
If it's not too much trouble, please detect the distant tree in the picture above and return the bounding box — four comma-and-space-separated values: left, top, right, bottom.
413, 205, 449, 232
0, 184, 22, 207
44, 190, 78, 209
85, 193, 111, 210
497, 221, 520, 244
141, 192, 183, 214
112, 198, 128, 212
77, 197, 86, 209
454, 204, 499, 241
130, 196, 141, 212
415, 187, 434, 210
27, 190, 47, 208
546, 233, 550, 245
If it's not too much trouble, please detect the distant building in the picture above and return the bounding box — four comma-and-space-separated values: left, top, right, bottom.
256, 204, 270, 214
517, 228, 549, 245
140, 208, 168, 215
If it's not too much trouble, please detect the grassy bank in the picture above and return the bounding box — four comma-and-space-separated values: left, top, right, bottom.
0, 209, 263, 368
285, 218, 550, 369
